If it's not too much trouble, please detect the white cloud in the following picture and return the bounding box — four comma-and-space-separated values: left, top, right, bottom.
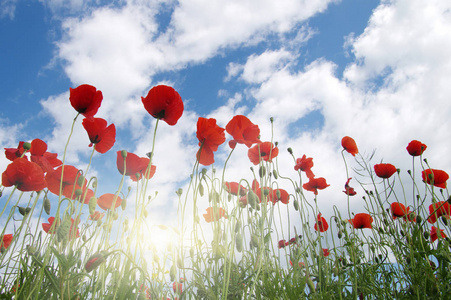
208, 0, 451, 228
0, 0, 17, 19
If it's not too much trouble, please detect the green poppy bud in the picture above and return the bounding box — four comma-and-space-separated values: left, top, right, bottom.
236, 233, 243, 253
306, 277, 315, 293
273, 170, 278, 179
121, 150, 127, 158
88, 197, 97, 215
18, 206, 31, 216
198, 183, 204, 196
415, 215, 422, 224
170, 264, 176, 282
77, 175, 85, 187
259, 166, 266, 177
121, 198, 127, 210
293, 199, 299, 211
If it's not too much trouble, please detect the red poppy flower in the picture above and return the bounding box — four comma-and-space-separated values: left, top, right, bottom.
2, 157, 47, 192
89, 211, 105, 220
272, 188, 290, 204
286, 235, 302, 246
82, 118, 116, 154
97, 193, 122, 210
142, 85, 184, 126
1, 234, 13, 249
116, 151, 156, 181
29, 139, 62, 172
341, 136, 358, 156
42, 216, 80, 238
374, 163, 397, 179
427, 201, 451, 223
289, 260, 305, 268
251, 179, 259, 192
203, 207, 227, 222
303, 177, 330, 195
225, 115, 261, 148
322, 248, 330, 257
343, 177, 356, 196
314, 213, 329, 232
45, 165, 84, 198
196, 117, 226, 166
228, 140, 237, 149
173, 281, 183, 294
255, 186, 273, 203
349, 213, 373, 229
4, 141, 26, 161
248, 142, 279, 165
69, 84, 103, 119
278, 240, 287, 248
224, 182, 247, 196
391, 202, 410, 219
406, 140, 427, 156
85, 253, 106, 273
430, 226, 446, 242
294, 155, 315, 179
422, 169, 449, 189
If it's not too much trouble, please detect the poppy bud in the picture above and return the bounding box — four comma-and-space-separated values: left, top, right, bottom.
77, 175, 85, 187
236, 233, 243, 252
121, 198, 127, 210
176, 188, 183, 196
337, 230, 343, 239
177, 256, 183, 269
75, 189, 83, 197
190, 248, 194, 259
248, 191, 257, 209
293, 199, 299, 211
88, 197, 97, 215
306, 277, 315, 293
259, 166, 266, 177
273, 170, 278, 179
85, 252, 106, 273
23, 142, 31, 151
235, 219, 241, 233
170, 264, 176, 282
18, 206, 30, 216
26, 245, 38, 257
423, 231, 430, 240
441, 216, 448, 225
287, 147, 293, 154
121, 150, 127, 158
251, 234, 259, 249
146, 152, 152, 158
415, 215, 422, 224
198, 183, 204, 196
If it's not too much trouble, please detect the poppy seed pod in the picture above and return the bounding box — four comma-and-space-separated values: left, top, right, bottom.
23, 142, 31, 151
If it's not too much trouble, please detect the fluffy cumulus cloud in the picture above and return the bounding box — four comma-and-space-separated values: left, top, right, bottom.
217, 0, 451, 221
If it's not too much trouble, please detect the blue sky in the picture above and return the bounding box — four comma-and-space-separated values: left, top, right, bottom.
1, 0, 451, 244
